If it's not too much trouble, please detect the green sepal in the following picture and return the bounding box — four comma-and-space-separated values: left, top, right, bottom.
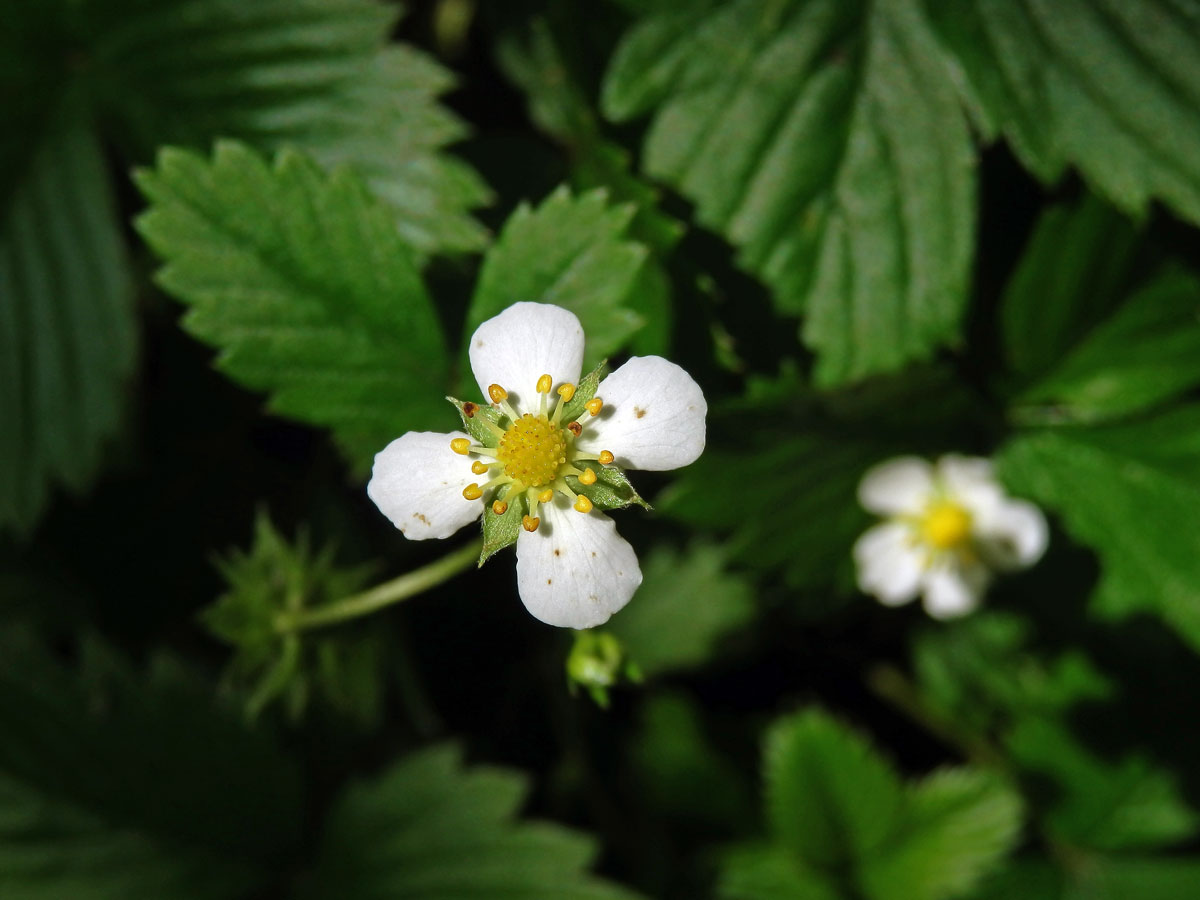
479, 484, 525, 566
448, 396, 503, 448
561, 359, 607, 423
568, 464, 650, 511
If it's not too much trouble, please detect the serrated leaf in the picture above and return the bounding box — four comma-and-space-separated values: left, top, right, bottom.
135, 141, 448, 475
0, 630, 300, 898
89, 0, 489, 256
603, 0, 975, 384
449, 396, 505, 447
862, 770, 1023, 900
765, 710, 905, 871
568, 464, 650, 512
303, 744, 642, 900
719, 846, 841, 900
923, 0, 1200, 227
609, 542, 754, 677
998, 409, 1200, 653
0, 105, 136, 535
480, 487, 525, 565
464, 187, 660, 373
1014, 267, 1200, 425
1000, 194, 1141, 382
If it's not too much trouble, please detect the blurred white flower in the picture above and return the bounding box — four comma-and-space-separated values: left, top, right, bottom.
367, 302, 707, 629
853, 454, 1048, 619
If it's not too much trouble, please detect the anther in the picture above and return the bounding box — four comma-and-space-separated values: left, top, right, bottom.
598, 450, 615, 465
492, 499, 509, 515
567, 421, 583, 436
536, 373, 553, 394
522, 515, 540, 532
556, 383, 576, 403
488, 384, 508, 404
463, 483, 483, 501
538, 488, 554, 504
585, 398, 603, 416
450, 437, 471, 455
574, 495, 593, 514
471, 460, 489, 475
579, 468, 597, 485
462, 401, 478, 418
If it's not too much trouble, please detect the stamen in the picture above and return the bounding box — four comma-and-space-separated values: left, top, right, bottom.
585, 398, 603, 416
567, 421, 583, 437
462, 483, 483, 501
537, 488, 554, 504
579, 467, 597, 485
487, 384, 508, 404
450, 437, 471, 455
492, 499, 508, 515
536, 374, 553, 394
522, 515, 540, 532
471, 460, 490, 475
574, 495, 593, 514
462, 401, 479, 418
598, 450, 615, 465
552, 383, 576, 425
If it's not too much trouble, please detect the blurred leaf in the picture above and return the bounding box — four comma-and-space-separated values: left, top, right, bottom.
999, 408, 1200, 653
0, 104, 136, 535
603, 0, 975, 384
464, 186, 663, 372
89, 0, 489, 255
923, 0, 1200, 227
719, 846, 841, 900
1000, 195, 1141, 383
977, 857, 1200, 900
303, 743, 643, 899
608, 541, 754, 677
135, 141, 447, 475
1014, 268, 1200, 425
0, 631, 300, 898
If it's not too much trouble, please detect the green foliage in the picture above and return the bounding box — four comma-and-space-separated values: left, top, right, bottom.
302, 744, 643, 900
723, 709, 1022, 900
464, 187, 666, 373
608, 541, 755, 678
999, 408, 1200, 652
0, 631, 301, 899
922, 0, 1200, 227
603, 0, 975, 384
204, 511, 380, 722
135, 141, 449, 474
88, 0, 489, 256
0, 105, 136, 535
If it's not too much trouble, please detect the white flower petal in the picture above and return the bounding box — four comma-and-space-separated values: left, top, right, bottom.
976, 499, 1049, 570
854, 522, 924, 607
515, 497, 642, 628
574, 356, 706, 471
468, 302, 585, 410
858, 457, 935, 516
936, 454, 1004, 512
367, 431, 483, 540
921, 565, 988, 619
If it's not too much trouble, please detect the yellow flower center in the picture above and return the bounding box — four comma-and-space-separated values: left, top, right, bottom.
496, 413, 567, 487
920, 501, 972, 550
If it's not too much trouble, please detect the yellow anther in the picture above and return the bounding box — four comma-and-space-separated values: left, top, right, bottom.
538, 488, 554, 504
522, 515, 540, 532
579, 468, 597, 485
567, 421, 583, 436
462, 483, 483, 501
557, 383, 576, 403
492, 499, 509, 515
585, 398, 603, 416
488, 384, 508, 404
574, 495, 593, 514
920, 501, 973, 550
598, 450, 615, 465
536, 373, 553, 394
450, 437, 471, 455
471, 460, 489, 475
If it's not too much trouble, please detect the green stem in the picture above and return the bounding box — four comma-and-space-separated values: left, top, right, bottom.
275, 540, 481, 633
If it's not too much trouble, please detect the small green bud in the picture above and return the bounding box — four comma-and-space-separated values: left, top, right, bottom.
566, 631, 642, 708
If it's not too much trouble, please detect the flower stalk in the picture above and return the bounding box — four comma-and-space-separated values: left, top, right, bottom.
274, 539, 482, 633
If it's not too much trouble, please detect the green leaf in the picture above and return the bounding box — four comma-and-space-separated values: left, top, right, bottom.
1071, 857, 1200, 900
479, 486, 525, 566
719, 846, 842, 900
1014, 267, 1200, 425
568, 464, 650, 512
603, 0, 975, 384
998, 409, 1200, 652
861, 770, 1023, 900
135, 141, 448, 475
766, 710, 905, 871
449, 396, 506, 447
464, 187, 660, 373
562, 360, 607, 424
922, 0, 1200, 227
608, 541, 755, 677
0, 631, 300, 898
303, 744, 642, 899
1000, 194, 1141, 382
89, 0, 489, 256
0, 106, 136, 535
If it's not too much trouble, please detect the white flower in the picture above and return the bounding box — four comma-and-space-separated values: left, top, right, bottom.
853, 454, 1048, 619
367, 302, 707, 629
